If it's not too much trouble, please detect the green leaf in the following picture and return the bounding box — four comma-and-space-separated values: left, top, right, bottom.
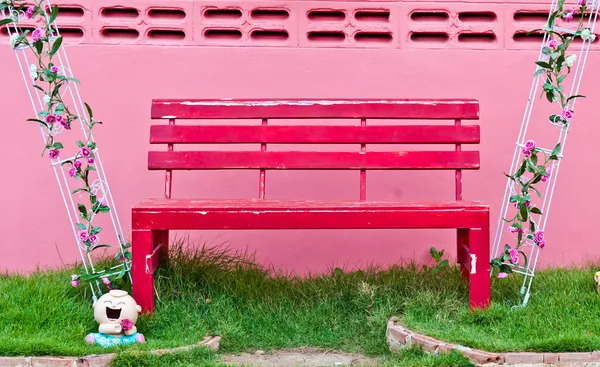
546, 91, 555, 103
533, 69, 545, 77
91, 226, 102, 235
27, 118, 47, 126
52, 142, 63, 149
66, 77, 81, 83
50, 36, 62, 56
566, 94, 586, 102
531, 154, 538, 166
77, 223, 86, 231
509, 195, 520, 203
530, 220, 536, 233
530, 207, 543, 215
89, 244, 111, 252
550, 52, 559, 59
520, 203, 528, 222
0, 18, 13, 26
77, 204, 88, 220
499, 264, 514, 274
85, 102, 93, 119
542, 46, 552, 55
124, 251, 132, 260
77, 140, 84, 148
518, 231, 523, 244
557, 75, 567, 83
71, 188, 88, 195
98, 206, 111, 213
543, 82, 555, 92
549, 114, 562, 123
516, 160, 527, 177
519, 251, 529, 268
536, 61, 552, 69
551, 143, 561, 157
88, 142, 97, 150
34, 40, 43, 54
49, 5, 59, 23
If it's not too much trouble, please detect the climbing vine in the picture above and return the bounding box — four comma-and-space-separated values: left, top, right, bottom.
490, 0, 593, 278
0, 0, 130, 288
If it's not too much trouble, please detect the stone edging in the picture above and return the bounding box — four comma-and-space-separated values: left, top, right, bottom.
386, 318, 600, 365
0, 336, 220, 367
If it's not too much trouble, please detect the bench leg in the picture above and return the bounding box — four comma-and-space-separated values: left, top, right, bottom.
467, 228, 491, 310
457, 229, 469, 279
132, 229, 168, 314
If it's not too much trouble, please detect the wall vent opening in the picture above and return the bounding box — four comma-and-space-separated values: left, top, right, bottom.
513, 12, 549, 22
355, 32, 392, 42
147, 29, 186, 41
204, 28, 242, 40
513, 32, 544, 42
458, 32, 496, 42
410, 11, 449, 22
100, 27, 139, 39
57, 7, 84, 18
251, 9, 289, 20
148, 9, 186, 20
307, 31, 345, 41
251, 29, 289, 41
100, 7, 139, 18
458, 12, 497, 22
354, 10, 390, 22
56, 27, 84, 38
410, 32, 449, 42
307, 10, 346, 21
203, 8, 243, 20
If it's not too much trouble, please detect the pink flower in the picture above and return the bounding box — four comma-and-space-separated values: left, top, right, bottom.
534, 231, 545, 243
78, 230, 89, 242
44, 114, 56, 124
50, 65, 59, 73
68, 167, 76, 177
565, 10, 574, 22
548, 39, 558, 48
541, 169, 551, 182
508, 226, 521, 233
509, 248, 519, 264
539, 241, 547, 249
121, 319, 133, 331
88, 158, 95, 164
74, 160, 82, 169
561, 109, 574, 121
26, 5, 35, 19
497, 272, 508, 279
578, 0, 587, 5
523, 140, 536, 156
71, 274, 80, 287
89, 234, 99, 245
48, 149, 59, 159
101, 277, 113, 290
81, 147, 91, 157
32, 27, 45, 42
99, 197, 108, 206
55, 115, 67, 129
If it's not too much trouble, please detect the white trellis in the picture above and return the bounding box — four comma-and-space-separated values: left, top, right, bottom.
491, 0, 599, 307
2, 0, 130, 302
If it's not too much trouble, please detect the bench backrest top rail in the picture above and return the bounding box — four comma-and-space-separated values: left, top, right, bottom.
151, 99, 480, 120
148, 98, 481, 200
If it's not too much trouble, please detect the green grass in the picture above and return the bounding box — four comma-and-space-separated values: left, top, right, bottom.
1, 238, 600, 366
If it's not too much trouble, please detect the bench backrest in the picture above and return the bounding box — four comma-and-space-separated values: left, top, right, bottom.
149, 99, 480, 201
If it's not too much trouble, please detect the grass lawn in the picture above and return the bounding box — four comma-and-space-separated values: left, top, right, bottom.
1, 239, 599, 366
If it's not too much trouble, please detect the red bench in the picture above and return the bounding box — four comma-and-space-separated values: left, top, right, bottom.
132, 99, 490, 314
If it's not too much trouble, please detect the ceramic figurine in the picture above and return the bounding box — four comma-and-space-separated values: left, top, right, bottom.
84, 289, 145, 347
595, 272, 600, 295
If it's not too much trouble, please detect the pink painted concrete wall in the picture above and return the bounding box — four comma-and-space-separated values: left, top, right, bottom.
1, 0, 599, 274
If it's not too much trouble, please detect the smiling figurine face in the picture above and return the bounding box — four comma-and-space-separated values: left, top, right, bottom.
93, 290, 142, 325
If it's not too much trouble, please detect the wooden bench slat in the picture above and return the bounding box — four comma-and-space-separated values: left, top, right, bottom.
147, 151, 480, 170
150, 125, 481, 144
133, 198, 488, 211
151, 99, 480, 120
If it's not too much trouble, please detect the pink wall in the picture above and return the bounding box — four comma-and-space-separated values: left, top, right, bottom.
1, 0, 599, 274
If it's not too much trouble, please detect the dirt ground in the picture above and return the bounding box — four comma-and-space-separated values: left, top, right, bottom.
222, 347, 381, 367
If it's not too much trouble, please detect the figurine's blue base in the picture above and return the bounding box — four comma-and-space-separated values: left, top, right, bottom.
85, 332, 144, 347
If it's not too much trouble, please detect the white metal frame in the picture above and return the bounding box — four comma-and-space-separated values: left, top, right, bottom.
492, 0, 599, 307
2, 0, 130, 302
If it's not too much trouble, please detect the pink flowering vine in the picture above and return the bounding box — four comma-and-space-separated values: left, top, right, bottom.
491, 0, 591, 277
0, 0, 131, 287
